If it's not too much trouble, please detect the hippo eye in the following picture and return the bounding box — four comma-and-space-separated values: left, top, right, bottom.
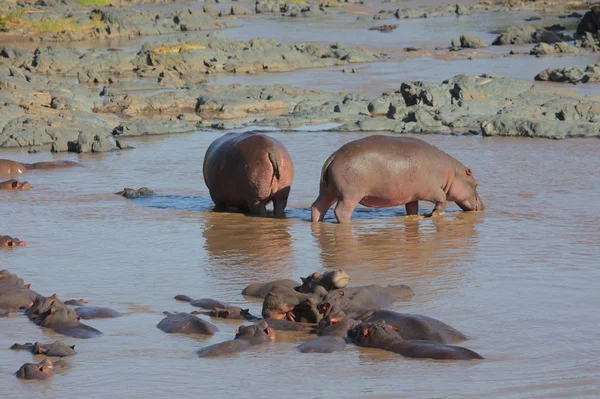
7, 241, 14, 246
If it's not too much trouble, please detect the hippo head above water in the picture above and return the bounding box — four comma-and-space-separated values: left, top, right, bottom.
448, 167, 485, 212
348, 320, 399, 346
317, 290, 347, 318
297, 270, 351, 293
235, 321, 276, 344
0, 236, 27, 248
15, 362, 54, 380
0, 179, 31, 190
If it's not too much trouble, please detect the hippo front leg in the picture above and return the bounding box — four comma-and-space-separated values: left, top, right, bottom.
427, 189, 447, 217
405, 201, 419, 216
311, 195, 336, 222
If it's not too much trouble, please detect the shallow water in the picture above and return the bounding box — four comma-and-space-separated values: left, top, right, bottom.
2, 130, 600, 398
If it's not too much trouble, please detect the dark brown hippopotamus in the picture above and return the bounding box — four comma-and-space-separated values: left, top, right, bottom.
318, 290, 468, 344
0, 179, 31, 190
10, 341, 76, 357
349, 320, 483, 360
203, 132, 294, 216
0, 159, 81, 178
157, 312, 218, 335
197, 320, 276, 358
311, 136, 484, 223
0, 236, 27, 248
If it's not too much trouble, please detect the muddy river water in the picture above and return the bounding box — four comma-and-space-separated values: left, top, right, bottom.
2, 130, 599, 398
2, 2, 600, 398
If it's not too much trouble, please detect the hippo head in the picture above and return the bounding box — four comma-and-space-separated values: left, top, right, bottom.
297, 270, 351, 293
27, 294, 63, 320
317, 290, 347, 319
0, 179, 31, 190
0, 270, 25, 286
235, 321, 276, 343
210, 307, 244, 319
0, 236, 27, 248
292, 297, 322, 323
15, 362, 54, 380
449, 167, 485, 212
348, 320, 399, 346
39, 306, 79, 327
316, 311, 358, 337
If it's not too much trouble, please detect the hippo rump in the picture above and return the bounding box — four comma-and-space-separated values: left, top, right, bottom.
203, 132, 294, 216
0, 159, 81, 178
311, 136, 484, 223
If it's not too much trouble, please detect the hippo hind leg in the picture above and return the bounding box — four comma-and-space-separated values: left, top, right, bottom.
272, 187, 291, 218
334, 198, 358, 224
311, 194, 336, 222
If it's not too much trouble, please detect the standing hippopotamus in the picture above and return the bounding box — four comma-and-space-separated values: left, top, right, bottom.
203, 132, 294, 216
0, 159, 81, 178
311, 136, 484, 223
0, 179, 31, 190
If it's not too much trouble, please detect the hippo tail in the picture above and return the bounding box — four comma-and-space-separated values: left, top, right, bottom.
268, 152, 281, 181
320, 154, 336, 188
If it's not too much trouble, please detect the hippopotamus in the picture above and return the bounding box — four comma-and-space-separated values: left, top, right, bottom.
0, 159, 81, 178
208, 307, 260, 321
297, 312, 357, 354
203, 132, 294, 216
156, 312, 218, 335
311, 136, 484, 223
38, 307, 102, 339
295, 270, 351, 293
74, 306, 122, 319
0, 179, 31, 190
64, 299, 87, 306
174, 295, 227, 309
197, 321, 276, 358
349, 320, 483, 360
10, 341, 76, 357
15, 360, 54, 380
318, 290, 467, 344
241, 279, 300, 299
0, 271, 38, 310
262, 285, 327, 323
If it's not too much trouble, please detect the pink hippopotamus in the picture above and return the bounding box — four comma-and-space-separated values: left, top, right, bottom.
0, 159, 81, 178
203, 132, 294, 217
311, 136, 484, 223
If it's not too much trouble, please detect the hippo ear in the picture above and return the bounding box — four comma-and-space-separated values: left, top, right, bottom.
362, 328, 369, 338
465, 168, 472, 177
386, 324, 399, 332
330, 316, 342, 324
300, 277, 307, 284
337, 290, 344, 297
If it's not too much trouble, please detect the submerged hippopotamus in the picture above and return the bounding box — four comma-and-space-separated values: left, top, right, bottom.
0, 159, 81, 178
311, 136, 484, 223
318, 290, 467, 344
203, 132, 294, 216
0, 270, 38, 310
0, 235, 27, 248
15, 358, 71, 380
74, 306, 122, 319
25, 294, 102, 339
157, 312, 218, 335
0, 179, 31, 190
10, 341, 76, 357
197, 321, 276, 358
297, 312, 357, 354
349, 320, 483, 360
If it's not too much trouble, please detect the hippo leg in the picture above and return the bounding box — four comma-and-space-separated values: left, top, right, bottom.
428, 189, 447, 217
311, 195, 336, 222
209, 192, 228, 211
272, 187, 290, 218
247, 200, 268, 216
334, 198, 358, 224
405, 201, 419, 216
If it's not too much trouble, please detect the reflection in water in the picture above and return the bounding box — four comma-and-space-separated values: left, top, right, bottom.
311, 213, 480, 285
201, 211, 295, 282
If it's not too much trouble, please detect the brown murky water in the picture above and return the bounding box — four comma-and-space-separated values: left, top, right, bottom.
2, 130, 600, 398
2, 1, 600, 396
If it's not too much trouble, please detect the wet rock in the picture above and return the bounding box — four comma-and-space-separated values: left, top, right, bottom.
530, 42, 555, 56
535, 64, 600, 84
554, 42, 579, 54
481, 117, 600, 139
492, 24, 569, 45
116, 187, 156, 199
231, 5, 252, 15
458, 34, 488, 49
69, 132, 118, 154
112, 119, 196, 137
203, 5, 220, 17
574, 32, 599, 50
576, 6, 600, 39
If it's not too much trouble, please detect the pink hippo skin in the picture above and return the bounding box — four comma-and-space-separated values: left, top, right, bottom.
203, 132, 294, 217
0, 159, 81, 178
311, 136, 484, 223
